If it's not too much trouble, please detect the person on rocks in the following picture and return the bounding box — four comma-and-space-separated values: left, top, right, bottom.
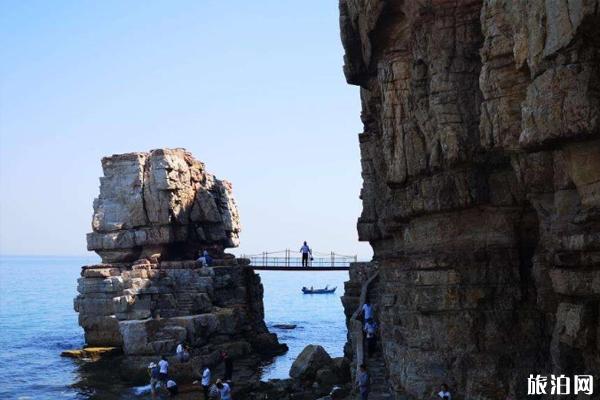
362, 299, 374, 321
176, 343, 184, 362
175, 342, 190, 362
356, 364, 370, 400
197, 250, 208, 267
193, 366, 211, 399
299, 241, 312, 267
221, 351, 234, 381
216, 379, 232, 400
364, 318, 378, 357
166, 379, 179, 396
438, 383, 452, 400
158, 355, 169, 386
147, 362, 161, 397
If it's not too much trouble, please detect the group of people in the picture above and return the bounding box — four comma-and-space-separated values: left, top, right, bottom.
361, 299, 378, 357
148, 356, 178, 397
356, 299, 377, 400
356, 300, 453, 400
147, 346, 235, 399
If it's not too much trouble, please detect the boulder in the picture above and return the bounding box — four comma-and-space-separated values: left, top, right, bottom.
289, 345, 333, 380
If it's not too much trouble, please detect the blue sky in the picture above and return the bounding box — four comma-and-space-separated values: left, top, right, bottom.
0, 0, 372, 259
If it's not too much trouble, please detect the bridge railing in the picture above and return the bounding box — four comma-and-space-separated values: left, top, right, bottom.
240, 250, 357, 268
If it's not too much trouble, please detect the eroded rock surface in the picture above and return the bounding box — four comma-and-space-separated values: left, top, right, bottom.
76, 149, 283, 382
340, 1, 600, 398
88, 148, 240, 263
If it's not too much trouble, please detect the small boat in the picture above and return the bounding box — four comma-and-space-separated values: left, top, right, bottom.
301, 286, 336, 294
273, 324, 297, 329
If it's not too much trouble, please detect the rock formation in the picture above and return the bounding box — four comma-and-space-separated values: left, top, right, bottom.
340, 1, 599, 399
88, 148, 240, 263
76, 149, 283, 382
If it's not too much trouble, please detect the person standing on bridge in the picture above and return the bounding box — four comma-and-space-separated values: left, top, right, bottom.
299, 241, 312, 267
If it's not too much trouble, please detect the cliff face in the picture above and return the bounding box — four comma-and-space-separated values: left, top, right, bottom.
76, 149, 283, 381
340, 1, 600, 398
88, 148, 240, 263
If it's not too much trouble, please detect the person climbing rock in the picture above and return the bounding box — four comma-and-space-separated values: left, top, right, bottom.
362, 299, 374, 321
364, 318, 377, 357
357, 364, 370, 400
147, 362, 160, 397
299, 241, 312, 267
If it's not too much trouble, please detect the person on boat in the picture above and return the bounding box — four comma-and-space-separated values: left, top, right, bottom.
166, 379, 178, 396
221, 351, 234, 381
364, 318, 378, 357
299, 241, 312, 267
216, 379, 233, 400
362, 299, 374, 321
357, 364, 370, 400
438, 383, 452, 399
148, 362, 160, 397
193, 366, 212, 399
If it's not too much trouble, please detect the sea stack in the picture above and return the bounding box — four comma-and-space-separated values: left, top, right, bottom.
340, 1, 600, 399
75, 148, 285, 379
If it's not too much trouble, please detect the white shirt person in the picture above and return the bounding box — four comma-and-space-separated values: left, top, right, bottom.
201, 367, 211, 386
362, 302, 374, 320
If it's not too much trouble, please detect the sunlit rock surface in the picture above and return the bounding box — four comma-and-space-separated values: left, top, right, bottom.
87, 148, 240, 263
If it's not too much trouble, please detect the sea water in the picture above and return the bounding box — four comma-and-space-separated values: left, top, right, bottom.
0, 256, 348, 399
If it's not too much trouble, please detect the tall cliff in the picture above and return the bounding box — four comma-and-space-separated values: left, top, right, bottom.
340, 1, 600, 398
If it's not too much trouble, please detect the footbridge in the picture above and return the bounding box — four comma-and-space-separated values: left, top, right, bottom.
241, 250, 357, 271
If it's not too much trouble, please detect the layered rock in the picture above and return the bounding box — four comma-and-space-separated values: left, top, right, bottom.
88, 148, 240, 263
75, 261, 284, 373
76, 149, 283, 381
340, 1, 599, 399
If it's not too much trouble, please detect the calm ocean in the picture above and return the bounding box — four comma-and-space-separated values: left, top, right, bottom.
0, 256, 348, 399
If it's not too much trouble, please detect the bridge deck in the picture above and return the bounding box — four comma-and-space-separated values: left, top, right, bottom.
249, 266, 349, 271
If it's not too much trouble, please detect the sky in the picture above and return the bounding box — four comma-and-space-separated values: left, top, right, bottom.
0, 0, 372, 260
